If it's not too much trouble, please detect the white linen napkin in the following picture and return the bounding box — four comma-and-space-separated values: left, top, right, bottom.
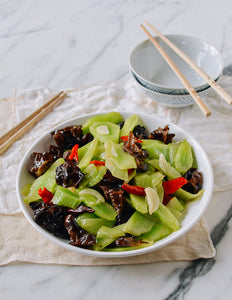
3, 78, 232, 264
1, 76, 232, 214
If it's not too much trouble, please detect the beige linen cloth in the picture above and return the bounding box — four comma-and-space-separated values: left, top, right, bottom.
1, 76, 232, 265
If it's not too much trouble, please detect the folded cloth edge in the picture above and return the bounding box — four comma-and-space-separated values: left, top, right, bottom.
0, 213, 215, 266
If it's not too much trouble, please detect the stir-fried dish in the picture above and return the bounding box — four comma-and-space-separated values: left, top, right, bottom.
22, 112, 203, 252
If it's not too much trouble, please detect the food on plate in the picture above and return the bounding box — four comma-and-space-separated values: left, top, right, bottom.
22, 112, 204, 251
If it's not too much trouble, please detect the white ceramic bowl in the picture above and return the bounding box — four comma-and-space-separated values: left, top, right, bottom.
129, 34, 223, 95
16, 112, 213, 258
130, 69, 211, 108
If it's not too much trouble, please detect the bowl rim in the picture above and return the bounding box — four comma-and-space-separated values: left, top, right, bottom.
16, 111, 214, 258
130, 68, 212, 97
129, 34, 223, 92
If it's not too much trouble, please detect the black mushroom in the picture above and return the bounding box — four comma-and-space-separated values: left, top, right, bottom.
98, 171, 134, 224
64, 214, 96, 247
29, 201, 69, 239
133, 125, 149, 139
29, 145, 62, 178
52, 125, 93, 151
122, 131, 148, 172
67, 205, 95, 215
149, 125, 175, 144
55, 160, 84, 188
99, 170, 124, 187
182, 168, 203, 194
101, 186, 134, 224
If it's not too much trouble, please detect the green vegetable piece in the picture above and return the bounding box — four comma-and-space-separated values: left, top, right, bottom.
97, 224, 125, 239
130, 194, 148, 214
139, 222, 173, 242
79, 188, 105, 204
133, 173, 151, 188
52, 186, 81, 208
82, 112, 123, 134
123, 211, 155, 236
151, 172, 165, 187
78, 139, 98, 169
80, 164, 106, 187
80, 192, 117, 220
153, 203, 180, 231
147, 159, 161, 171
142, 140, 169, 160
23, 158, 65, 204
89, 121, 120, 143
174, 189, 204, 202
78, 141, 91, 161
93, 224, 125, 251
105, 140, 137, 170
120, 114, 143, 137
133, 172, 164, 188
90, 203, 117, 221
105, 156, 128, 181
20, 183, 32, 197
168, 207, 183, 219
92, 142, 105, 160
76, 213, 115, 235
166, 196, 184, 212
168, 142, 180, 167
159, 153, 181, 179
156, 181, 164, 202
174, 139, 193, 174
191, 147, 198, 169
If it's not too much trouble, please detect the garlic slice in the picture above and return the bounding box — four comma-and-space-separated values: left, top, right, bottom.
145, 187, 160, 215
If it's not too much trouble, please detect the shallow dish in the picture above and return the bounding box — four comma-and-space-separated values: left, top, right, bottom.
130, 69, 211, 108
129, 34, 223, 95
16, 112, 213, 258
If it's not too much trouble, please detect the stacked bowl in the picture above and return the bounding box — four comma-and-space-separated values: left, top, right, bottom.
129, 35, 223, 108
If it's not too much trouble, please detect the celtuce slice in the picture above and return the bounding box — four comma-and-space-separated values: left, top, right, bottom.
79, 188, 105, 204
159, 153, 181, 179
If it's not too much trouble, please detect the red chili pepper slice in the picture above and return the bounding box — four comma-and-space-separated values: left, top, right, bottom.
38, 187, 54, 203
120, 136, 128, 141
68, 144, 79, 161
89, 160, 105, 166
122, 183, 146, 196
162, 177, 188, 195
120, 136, 143, 143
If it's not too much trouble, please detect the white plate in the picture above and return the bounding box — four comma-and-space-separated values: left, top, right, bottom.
16, 112, 214, 258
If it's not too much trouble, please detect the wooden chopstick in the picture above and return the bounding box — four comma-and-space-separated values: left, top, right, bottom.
140, 24, 211, 117
145, 21, 232, 105
0, 91, 67, 155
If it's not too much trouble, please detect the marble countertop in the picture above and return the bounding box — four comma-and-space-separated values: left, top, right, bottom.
1, 1, 232, 299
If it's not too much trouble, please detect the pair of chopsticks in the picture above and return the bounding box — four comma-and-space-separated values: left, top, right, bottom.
0, 91, 67, 155
141, 22, 232, 117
